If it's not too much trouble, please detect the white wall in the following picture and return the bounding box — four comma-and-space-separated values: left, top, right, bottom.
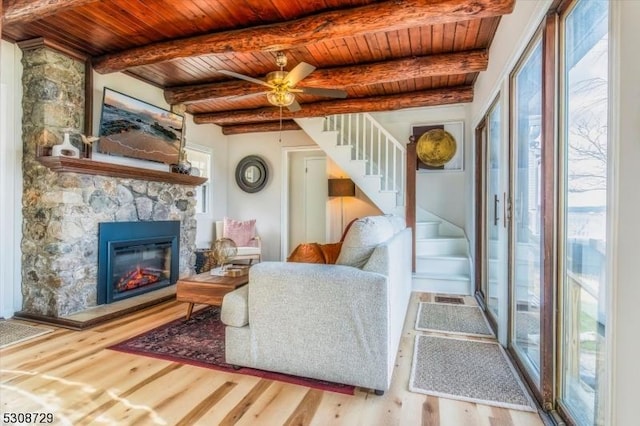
91, 71, 228, 248
610, 2, 640, 425
227, 130, 316, 261
0, 40, 24, 318
326, 158, 381, 241
372, 105, 469, 229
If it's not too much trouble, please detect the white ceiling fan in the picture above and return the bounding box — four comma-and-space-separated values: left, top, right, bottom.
218, 52, 347, 112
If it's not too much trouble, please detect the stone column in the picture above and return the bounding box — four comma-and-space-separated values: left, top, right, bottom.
20, 43, 88, 316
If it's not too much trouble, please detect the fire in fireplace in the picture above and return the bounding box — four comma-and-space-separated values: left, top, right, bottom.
98, 221, 180, 304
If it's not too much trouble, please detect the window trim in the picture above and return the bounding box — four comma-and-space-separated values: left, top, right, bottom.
184, 142, 213, 216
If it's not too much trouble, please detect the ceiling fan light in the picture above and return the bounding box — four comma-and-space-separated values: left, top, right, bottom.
267, 90, 295, 107
266, 70, 287, 85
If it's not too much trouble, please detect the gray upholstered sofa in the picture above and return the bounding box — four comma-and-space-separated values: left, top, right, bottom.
221, 215, 412, 394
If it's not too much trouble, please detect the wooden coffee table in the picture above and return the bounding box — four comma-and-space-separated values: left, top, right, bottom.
176, 271, 249, 320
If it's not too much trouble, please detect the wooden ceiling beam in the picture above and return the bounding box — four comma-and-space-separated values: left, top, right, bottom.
2, 0, 100, 26
93, 0, 515, 74
194, 86, 474, 126
164, 50, 488, 105
221, 121, 301, 136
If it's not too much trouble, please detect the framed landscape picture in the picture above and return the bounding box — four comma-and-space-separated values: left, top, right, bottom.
98, 88, 184, 164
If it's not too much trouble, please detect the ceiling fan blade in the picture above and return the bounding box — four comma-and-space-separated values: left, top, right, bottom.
285, 62, 316, 87
217, 69, 274, 88
227, 91, 269, 102
287, 99, 302, 112
299, 87, 348, 99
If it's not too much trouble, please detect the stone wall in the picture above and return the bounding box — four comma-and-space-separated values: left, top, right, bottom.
20, 44, 197, 317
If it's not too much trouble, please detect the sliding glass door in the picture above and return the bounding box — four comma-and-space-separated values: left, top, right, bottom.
485, 100, 507, 333
510, 35, 543, 383
559, 1, 609, 424
475, 1, 611, 422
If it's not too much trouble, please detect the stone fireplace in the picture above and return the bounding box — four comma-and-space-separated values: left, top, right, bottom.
19, 42, 198, 318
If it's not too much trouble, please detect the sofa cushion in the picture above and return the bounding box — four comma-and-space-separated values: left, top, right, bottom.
223, 217, 256, 247
221, 285, 249, 327
336, 216, 395, 268
287, 243, 325, 263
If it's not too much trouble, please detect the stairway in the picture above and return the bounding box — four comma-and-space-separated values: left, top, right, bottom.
296, 114, 472, 295
295, 114, 405, 215
413, 209, 472, 295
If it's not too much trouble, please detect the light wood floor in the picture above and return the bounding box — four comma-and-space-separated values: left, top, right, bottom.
0, 293, 545, 426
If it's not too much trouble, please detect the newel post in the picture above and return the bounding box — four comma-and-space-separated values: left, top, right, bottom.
406, 136, 417, 272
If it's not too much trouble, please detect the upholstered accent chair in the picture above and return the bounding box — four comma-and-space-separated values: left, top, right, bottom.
215, 218, 261, 264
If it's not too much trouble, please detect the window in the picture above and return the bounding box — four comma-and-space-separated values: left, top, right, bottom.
560, 1, 608, 424
184, 145, 212, 215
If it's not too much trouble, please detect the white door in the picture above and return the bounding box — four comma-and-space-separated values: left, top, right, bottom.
304, 157, 327, 243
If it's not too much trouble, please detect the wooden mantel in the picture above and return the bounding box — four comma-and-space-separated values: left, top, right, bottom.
37, 156, 207, 186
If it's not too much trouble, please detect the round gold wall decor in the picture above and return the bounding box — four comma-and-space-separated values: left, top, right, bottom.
416, 129, 457, 167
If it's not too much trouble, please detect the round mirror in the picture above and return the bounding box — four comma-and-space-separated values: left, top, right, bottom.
235, 155, 269, 193
244, 165, 260, 183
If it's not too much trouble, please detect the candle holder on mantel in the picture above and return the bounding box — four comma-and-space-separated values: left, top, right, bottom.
171, 149, 192, 174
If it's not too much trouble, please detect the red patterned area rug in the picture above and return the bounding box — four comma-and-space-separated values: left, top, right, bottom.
108, 306, 355, 395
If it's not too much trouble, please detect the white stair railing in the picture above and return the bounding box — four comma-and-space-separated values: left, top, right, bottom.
324, 113, 405, 206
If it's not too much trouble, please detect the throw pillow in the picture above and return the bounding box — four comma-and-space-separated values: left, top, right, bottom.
336, 216, 395, 268
287, 243, 325, 263
319, 242, 342, 264
223, 217, 256, 247
340, 217, 359, 242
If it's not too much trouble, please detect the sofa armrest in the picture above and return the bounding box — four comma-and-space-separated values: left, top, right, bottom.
221, 285, 249, 327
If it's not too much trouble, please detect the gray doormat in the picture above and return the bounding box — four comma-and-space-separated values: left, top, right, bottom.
415, 302, 494, 337
409, 335, 536, 411
0, 321, 53, 348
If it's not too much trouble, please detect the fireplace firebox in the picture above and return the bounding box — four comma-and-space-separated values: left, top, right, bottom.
98, 221, 180, 304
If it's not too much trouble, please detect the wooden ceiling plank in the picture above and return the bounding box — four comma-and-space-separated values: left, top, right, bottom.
164, 50, 488, 104
386, 31, 403, 59
476, 16, 501, 47
266, 0, 305, 20
92, 0, 515, 73
342, 36, 367, 64
408, 27, 422, 56
241, 0, 280, 21
193, 86, 474, 125
395, 28, 413, 58
353, 34, 374, 60
374, 32, 392, 60
461, 18, 481, 50
85, 1, 179, 44
2, 0, 101, 26
431, 24, 445, 54
452, 21, 469, 51
363, 33, 384, 62
331, 38, 356, 65
442, 22, 457, 52
420, 25, 433, 55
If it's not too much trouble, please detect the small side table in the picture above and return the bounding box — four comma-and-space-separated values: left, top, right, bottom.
176, 272, 248, 320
